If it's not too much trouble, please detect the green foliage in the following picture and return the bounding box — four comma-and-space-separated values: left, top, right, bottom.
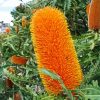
64, 0, 72, 13
11, 0, 89, 35
74, 33, 100, 85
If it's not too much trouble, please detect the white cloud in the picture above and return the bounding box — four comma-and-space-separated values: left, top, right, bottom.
0, 0, 4, 4
1, 0, 22, 7
1, 0, 32, 7
0, 0, 32, 24
0, 11, 13, 23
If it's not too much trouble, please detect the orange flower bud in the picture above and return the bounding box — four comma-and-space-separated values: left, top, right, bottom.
5, 67, 15, 88
5, 78, 13, 88
5, 27, 10, 33
10, 55, 28, 65
22, 16, 27, 28
14, 92, 22, 100
88, 0, 100, 30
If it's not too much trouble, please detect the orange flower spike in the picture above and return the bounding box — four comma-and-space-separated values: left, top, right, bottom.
5, 78, 14, 88
88, 0, 100, 30
5, 27, 10, 33
30, 7, 83, 94
11, 55, 28, 65
86, 3, 90, 16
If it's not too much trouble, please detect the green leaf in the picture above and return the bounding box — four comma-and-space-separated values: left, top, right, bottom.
40, 68, 74, 100
0, 67, 3, 76
64, 0, 72, 14
85, 95, 100, 100
0, 78, 5, 93
41, 96, 55, 100
40, 68, 60, 80
90, 41, 95, 50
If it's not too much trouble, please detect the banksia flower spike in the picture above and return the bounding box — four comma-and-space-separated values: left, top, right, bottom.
30, 7, 83, 94
88, 0, 100, 30
5, 78, 14, 88
10, 55, 28, 65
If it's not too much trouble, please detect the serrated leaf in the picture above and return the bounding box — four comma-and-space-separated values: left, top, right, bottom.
64, 0, 72, 14
40, 68, 60, 80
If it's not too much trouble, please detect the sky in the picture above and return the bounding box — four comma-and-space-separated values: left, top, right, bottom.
0, 0, 31, 24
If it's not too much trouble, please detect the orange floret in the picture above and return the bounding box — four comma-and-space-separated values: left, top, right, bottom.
88, 0, 100, 30
30, 7, 83, 94
10, 55, 28, 65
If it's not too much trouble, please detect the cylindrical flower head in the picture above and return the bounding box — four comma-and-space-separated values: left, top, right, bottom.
88, 0, 100, 30
30, 7, 83, 94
